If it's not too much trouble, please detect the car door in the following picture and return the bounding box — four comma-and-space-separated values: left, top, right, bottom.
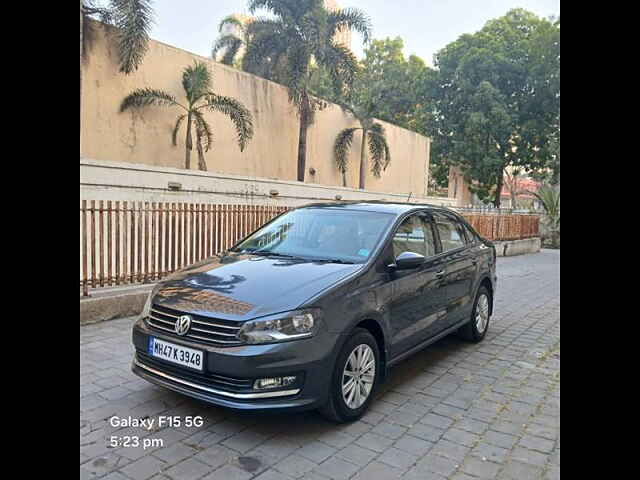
431, 212, 478, 328
460, 218, 494, 282
385, 212, 448, 357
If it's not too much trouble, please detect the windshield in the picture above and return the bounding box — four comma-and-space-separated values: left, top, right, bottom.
230, 208, 395, 263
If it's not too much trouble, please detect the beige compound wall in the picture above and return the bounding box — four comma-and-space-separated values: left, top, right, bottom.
81, 20, 430, 197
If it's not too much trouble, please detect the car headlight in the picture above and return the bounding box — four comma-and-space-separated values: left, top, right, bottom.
140, 285, 161, 320
237, 309, 322, 344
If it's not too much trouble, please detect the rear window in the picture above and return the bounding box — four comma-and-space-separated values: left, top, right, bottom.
433, 214, 467, 252
462, 222, 479, 244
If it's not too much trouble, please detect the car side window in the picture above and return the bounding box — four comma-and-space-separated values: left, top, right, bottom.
433, 214, 467, 252
462, 222, 478, 244
392, 214, 436, 258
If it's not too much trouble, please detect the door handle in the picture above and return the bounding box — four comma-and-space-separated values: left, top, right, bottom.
435, 270, 445, 278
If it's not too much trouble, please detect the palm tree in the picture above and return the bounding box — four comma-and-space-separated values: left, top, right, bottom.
528, 184, 560, 248
333, 102, 391, 189
243, 0, 372, 182
120, 61, 254, 171
212, 15, 252, 67
81, 1, 154, 145
81, 0, 154, 74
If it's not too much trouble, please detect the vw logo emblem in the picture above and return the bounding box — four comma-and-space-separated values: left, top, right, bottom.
175, 315, 192, 336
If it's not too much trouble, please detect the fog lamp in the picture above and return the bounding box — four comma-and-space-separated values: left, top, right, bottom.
253, 376, 297, 390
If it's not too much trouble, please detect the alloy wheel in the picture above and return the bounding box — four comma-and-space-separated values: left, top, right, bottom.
341, 344, 376, 409
475, 293, 490, 333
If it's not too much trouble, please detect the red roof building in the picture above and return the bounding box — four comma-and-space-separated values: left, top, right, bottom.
502, 176, 540, 200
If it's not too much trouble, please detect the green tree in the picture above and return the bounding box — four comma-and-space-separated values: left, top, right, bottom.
424, 9, 560, 206
242, 0, 372, 182
120, 61, 254, 171
528, 16, 560, 185
357, 38, 431, 134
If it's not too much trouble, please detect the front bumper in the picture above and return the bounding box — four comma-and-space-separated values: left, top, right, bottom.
131, 317, 340, 412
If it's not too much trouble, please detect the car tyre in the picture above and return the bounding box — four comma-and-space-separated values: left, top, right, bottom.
319, 328, 380, 423
458, 285, 491, 342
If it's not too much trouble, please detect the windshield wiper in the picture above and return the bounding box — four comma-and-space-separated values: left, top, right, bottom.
314, 258, 355, 264
241, 250, 354, 264
248, 250, 306, 260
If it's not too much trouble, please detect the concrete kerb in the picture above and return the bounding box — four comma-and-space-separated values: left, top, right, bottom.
80, 284, 154, 325
494, 237, 541, 257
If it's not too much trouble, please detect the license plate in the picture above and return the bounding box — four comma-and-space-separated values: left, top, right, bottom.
148, 337, 204, 371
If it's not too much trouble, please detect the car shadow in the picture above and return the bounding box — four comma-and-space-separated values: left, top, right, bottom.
156, 334, 474, 434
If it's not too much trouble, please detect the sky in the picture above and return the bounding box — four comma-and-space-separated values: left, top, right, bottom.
148, 0, 560, 66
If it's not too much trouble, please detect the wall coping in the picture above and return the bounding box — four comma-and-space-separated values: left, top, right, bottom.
80, 157, 452, 204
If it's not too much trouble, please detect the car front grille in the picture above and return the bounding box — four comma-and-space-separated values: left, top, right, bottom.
146, 304, 243, 347
136, 351, 253, 392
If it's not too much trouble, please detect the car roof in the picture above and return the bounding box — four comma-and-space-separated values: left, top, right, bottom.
296, 201, 458, 217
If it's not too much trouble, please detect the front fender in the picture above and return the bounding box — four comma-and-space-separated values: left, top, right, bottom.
337, 311, 391, 381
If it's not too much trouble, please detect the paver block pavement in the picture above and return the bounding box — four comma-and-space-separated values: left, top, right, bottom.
81, 250, 560, 479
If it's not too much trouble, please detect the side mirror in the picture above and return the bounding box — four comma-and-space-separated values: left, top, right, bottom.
390, 251, 425, 270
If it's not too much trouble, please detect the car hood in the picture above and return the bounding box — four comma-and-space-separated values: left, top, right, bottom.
152, 253, 362, 321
